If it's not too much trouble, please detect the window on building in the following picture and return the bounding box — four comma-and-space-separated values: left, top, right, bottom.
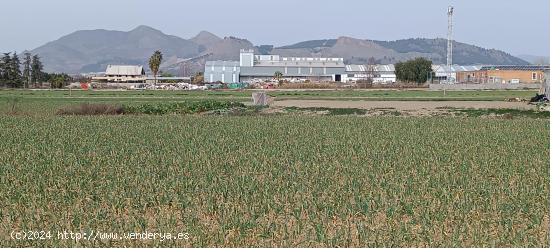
533, 72, 537, 80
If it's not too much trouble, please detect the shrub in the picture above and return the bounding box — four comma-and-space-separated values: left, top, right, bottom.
57, 103, 124, 115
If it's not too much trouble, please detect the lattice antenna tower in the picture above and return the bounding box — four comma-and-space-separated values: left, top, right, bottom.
447, 6, 454, 82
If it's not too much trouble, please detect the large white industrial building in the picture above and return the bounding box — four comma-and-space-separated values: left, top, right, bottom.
205, 50, 346, 84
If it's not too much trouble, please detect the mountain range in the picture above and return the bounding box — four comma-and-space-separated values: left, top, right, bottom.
29, 25, 529, 74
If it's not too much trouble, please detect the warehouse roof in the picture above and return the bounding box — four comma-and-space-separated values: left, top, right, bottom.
255, 60, 345, 68
105, 65, 145, 76
346, 64, 395, 72
205, 61, 240, 67
432, 65, 483, 72
480, 65, 550, 71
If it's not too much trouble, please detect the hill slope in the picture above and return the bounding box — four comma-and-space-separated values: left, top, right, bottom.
204, 36, 255, 61
29, 26, 529, 73
272, 37, 528, 65
373, 38, 528, 65
190, 31, 223, 53
31, 25, 201, 73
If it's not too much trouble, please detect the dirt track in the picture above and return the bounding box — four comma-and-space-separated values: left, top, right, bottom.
272, 100, 534, 111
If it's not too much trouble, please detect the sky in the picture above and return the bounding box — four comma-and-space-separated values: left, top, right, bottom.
0, 0, 548, 56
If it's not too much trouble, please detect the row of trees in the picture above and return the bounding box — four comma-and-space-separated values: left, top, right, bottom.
0, 52, 44, 88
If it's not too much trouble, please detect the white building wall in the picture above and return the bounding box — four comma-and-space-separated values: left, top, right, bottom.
240, 50, 254, 67
345, 73, 397, 83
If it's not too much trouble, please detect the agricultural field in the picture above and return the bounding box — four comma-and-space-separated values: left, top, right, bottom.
0, 89, 540, 116
1, 89, 549, 246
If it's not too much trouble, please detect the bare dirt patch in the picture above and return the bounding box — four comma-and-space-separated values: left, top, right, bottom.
272, 100, 535, 111
271, 100, 540, 117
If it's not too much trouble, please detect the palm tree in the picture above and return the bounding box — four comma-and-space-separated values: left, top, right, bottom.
148, 50, 163, 87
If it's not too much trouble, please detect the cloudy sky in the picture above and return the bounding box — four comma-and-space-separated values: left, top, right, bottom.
0, 0, 548, 56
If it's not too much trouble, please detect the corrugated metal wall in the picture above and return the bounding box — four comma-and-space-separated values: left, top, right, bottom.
204, 64, 240, 83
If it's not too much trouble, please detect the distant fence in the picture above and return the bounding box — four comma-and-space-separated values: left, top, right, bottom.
429, 83, 541, 91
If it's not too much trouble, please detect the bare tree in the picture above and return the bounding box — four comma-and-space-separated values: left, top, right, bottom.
366, 57, 377, 84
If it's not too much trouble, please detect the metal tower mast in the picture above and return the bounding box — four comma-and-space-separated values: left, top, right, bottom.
447, 6, 454, 83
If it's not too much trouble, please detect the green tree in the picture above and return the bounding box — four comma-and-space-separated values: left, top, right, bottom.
192, 72, 204, 84
395, 58, 433, 84
148, 50, 163, 86
9, 52, 22, 88
23, 53, 32, 88
31, 55, 44, 87
0, 53, 11, 88
50, 74, 64, 89
274, 71, 283, 82
47, 73, 73, 89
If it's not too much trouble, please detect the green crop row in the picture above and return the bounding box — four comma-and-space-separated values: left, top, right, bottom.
123, 101, 246, 115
